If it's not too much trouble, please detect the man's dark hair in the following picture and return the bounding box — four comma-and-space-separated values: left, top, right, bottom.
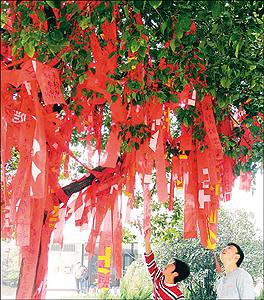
173, 259, 190, 283
228, 242, 244, 267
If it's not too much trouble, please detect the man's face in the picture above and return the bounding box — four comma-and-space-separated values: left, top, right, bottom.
163, 261, 176, 276
220, 245, 239, 265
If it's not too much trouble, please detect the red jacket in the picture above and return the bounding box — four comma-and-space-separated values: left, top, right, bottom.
144, 251, 184, 300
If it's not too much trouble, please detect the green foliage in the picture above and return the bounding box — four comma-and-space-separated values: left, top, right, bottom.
119, 124, 150, 153
151, 198, 183, 242
129, 190, 183, 243
257, 289, 264, 300
122, 227, 137, 244
1, 242, 20, 288
3, 148, 20, 183
95, 289, 120, 299
120, 260, 152, 300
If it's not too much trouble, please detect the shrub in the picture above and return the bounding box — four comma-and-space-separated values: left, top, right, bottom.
257, 289, 264, 300
2, 242, 20, 288
120, 259, 153, 300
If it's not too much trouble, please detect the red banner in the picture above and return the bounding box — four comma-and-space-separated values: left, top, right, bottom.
97, 211, 112, 289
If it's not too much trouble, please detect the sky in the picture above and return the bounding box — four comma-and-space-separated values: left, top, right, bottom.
221, 171, 263, 232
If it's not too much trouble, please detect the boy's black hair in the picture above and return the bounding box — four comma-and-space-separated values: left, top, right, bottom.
173, 259, 190, 283
227, 242, 244, 267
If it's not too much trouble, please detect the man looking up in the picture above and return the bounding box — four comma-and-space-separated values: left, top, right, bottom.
216, 242, 255, 299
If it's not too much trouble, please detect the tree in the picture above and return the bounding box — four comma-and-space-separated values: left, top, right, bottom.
1, 1, 263, 298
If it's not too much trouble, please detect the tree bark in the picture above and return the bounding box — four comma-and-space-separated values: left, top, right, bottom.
61, 166, 105, 198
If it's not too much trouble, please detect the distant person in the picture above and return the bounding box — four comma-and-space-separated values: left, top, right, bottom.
144, 227, 190, 299
74, 262, 83, 294
216, 243, 255, 299
80, 265, 88, 294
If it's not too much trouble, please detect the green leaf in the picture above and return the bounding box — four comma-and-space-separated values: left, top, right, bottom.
157, 91, 166, 102
183, 117, 189, 127
1, 11, 7, 28
106, 84, 115, 94
149, 0, 162, 9
138, 45, 146, 58
24, 43, 35, 58
212, 23, 218, 34
217, 97, 226, 108
12, 45, 17, 56
140, 38, 147, 47
211, 1, 223, 17
131, 40, 140, 53
134, 0, 146, 10
136, 24, 144, 32
178, 14, 191, 31
108, 51, 116, 59
169, 94, 178, 103
235, 41, 240, 58
161, 22, 167, 34
45, 0, 61, 9
78, 16, 91, 30
175, 23, 183, 39
123, 5, 129, 19
111, 95, 118, 102
49, 43, 63, 54
75, 104, 83, 116
79, 74, 87, 84
170, 39, 176, 52
132, 92, 137, 99
220, 77, 231, 89
51, 30, 64, 41
37, 10, 46, 23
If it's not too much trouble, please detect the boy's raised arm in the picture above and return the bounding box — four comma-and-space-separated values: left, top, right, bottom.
144, 228, 152, 254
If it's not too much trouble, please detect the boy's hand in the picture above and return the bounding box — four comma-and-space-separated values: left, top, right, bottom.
144, 226, 152, 254
144, 227, 151, 242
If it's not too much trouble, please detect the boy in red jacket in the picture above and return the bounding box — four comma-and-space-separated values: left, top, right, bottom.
144, 228, 190, 299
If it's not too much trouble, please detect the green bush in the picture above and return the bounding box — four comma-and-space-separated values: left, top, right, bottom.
257, 289, 264, 300
2, 242, 20, 288
120, 259, 153, 300
94, 289, 120, 299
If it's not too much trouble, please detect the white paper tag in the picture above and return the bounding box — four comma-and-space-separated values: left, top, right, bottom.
188, 99, 196, 106
198, 189, 211, 208
144, 174, 152, 184
24, 81, 32, 95
203, 168, 209, 175
192, 89, 197, 100
202, 182, 209, 189
110, 184, 118, 194
156, 119, 161, 125
149, 130, 159, 152
32, 60, 37, 72
198, 190, 205, 209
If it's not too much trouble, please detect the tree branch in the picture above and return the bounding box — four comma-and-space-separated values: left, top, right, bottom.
61, 166, 105, 198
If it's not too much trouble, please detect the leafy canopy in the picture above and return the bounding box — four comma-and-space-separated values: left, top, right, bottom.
1, 0, 263, 175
